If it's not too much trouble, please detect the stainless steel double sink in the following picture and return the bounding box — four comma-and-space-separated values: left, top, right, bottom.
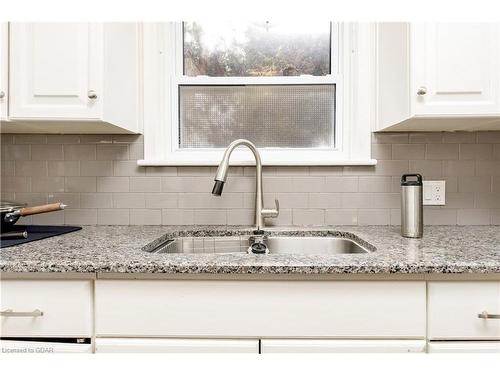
145, 233, 373, 255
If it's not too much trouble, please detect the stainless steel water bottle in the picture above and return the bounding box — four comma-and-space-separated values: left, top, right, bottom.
401, 174, 423, 238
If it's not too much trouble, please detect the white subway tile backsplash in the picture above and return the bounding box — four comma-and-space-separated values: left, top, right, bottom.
48, 161, 80, 176
145, 193, 178, 208
65, 177, 96, 193
14, 134, 47, 144
443, 161, 475, 177
409, 132, 442, 144
358, 177, 391, 192
80, 161, 113, 176
458, 176, 492, 193
130, 209, 162, 225
80, 193, 113, 208
308, 193, 342, 208
64, 145, 96, 160
15, 161, 48, 176
96, 144, 128, 160
32, 177, 65, 193
457, 209, 491, 225
357, 209, 391, 225
442, 132, 476, 144
426, 144, 459, 160
476, 161, 500, 176
292, 209, 325, 226
162, 209, 195, 225
392, 144, 425, 160
477, 131, 500, 143
1, 177, 30, 193
113, 161, 146, 176
424, 207, 457, 225
459, 144, 493, 160
64, 209, 97, 225
194, 210, 226, 225
32, 145, 64, 160
130, 177, 162, 192
325, 177, 359, 192
113, 193, 145, 208
97, 177, 130, 192
370, 144, 392, 160
98, 209, 130, 225
325, 209, 358, 225
2, 131, 499, 226
1, 145, 31, 160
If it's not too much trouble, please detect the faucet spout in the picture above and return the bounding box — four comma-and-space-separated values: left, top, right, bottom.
212, 139, 279, 230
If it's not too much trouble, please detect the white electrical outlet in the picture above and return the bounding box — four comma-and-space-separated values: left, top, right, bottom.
423, 181, 446, 205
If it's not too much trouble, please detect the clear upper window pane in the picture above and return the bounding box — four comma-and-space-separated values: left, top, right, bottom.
183, 21, 331, 77
179, 84, 335, 149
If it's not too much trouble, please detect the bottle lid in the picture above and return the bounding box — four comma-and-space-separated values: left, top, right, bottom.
401, 174, 422, 186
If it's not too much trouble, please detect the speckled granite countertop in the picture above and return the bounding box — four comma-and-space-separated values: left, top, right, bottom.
0, 226, 499, 274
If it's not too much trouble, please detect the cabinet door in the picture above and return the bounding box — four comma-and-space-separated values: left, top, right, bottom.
412, 23, 500, 116
95, 338, 259, 353
9, 23, 102, 119
261, 339, 426, 353
0, 22, 7, 119
96, 281, 426, 338
428, 282, 500, 340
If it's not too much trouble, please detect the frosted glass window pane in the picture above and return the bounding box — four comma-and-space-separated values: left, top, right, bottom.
179, 85, 335, 149
184, 21, 331, 77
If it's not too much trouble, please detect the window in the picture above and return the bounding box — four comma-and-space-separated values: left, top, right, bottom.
140, 22, 375, 166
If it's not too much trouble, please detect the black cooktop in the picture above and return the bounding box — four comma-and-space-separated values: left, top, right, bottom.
0, 225, 82, 248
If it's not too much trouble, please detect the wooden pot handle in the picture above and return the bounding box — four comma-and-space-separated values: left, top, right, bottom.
19, 203, 66, 217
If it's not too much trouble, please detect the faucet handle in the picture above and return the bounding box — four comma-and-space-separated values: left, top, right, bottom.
262, 199, 280, 219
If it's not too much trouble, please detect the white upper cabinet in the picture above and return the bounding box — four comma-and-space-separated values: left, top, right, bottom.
0, 23, 8, 120
412, 23, 500, 116
10, 23, 102, 120
4, 23, 143, 134
376, 22, 500, 131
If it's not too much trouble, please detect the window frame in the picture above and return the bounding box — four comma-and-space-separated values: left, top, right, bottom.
140, 22, 376, 166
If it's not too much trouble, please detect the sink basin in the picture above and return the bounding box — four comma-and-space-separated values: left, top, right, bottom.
265, 237, 369, 255
145, 234, 372, 255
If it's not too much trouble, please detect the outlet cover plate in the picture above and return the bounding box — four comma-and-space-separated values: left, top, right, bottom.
423, 180, 446, 205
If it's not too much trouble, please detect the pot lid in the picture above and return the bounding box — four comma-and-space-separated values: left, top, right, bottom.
0, 201, 27, 213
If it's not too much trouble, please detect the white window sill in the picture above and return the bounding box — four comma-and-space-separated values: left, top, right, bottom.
137, 158, 378, 167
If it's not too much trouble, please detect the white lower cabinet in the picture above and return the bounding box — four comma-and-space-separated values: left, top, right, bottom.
428, 342, 500, 353
428, 281, 500, 340
0, 339, 92, 353
95, 338, 259, 353
0, 280, 93, 337
95, 280, 426, 338
261, 339, 426, 353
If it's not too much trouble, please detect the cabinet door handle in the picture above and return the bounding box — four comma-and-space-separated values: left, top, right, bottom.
0, 309, 44, 317
0, 90, 5, 99
87, 90, 98, 99
478, 311, 500, 319
417, 87, 427, 96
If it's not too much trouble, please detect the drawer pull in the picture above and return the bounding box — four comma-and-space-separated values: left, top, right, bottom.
478, 311, 500, 319
0, 309, 44, 317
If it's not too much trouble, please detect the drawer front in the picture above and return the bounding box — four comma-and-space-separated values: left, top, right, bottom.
261, 339, 426, 353
428, 342, 500, 353
0, 339, 92, 353
95, 338, 259, 353
95, 280, 425, 338
0, 280, 93, 337
428, 282, 500, 340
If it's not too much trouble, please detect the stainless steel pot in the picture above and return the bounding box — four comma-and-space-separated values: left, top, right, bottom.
0, 201, 66, 232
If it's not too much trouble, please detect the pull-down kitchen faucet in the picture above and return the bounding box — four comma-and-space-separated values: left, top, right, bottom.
212, 139, 279, 231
